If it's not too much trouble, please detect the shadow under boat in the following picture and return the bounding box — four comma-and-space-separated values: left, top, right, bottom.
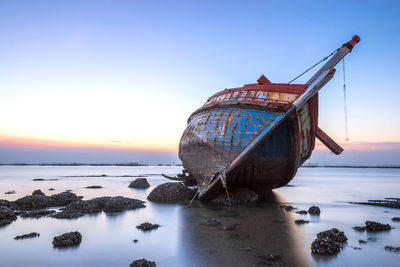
175, 192, 312, 267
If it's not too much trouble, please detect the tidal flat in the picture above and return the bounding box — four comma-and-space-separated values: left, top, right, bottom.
0, 166, 399, 266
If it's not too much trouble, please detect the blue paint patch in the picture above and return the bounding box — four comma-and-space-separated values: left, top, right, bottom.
186, 107, 280, 153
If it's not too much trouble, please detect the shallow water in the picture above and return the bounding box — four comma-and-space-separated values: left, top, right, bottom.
0, 166, 399, 266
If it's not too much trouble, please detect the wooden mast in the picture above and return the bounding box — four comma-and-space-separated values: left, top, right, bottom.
306, 35, 360, 85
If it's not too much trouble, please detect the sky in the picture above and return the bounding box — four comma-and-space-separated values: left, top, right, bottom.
0, 0, 399, 165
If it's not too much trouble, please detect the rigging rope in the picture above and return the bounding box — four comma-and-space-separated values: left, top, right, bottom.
288, 48, 340, 84
342, 59, 349, 141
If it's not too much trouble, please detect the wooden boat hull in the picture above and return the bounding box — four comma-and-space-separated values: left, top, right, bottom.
178, 78, 318, 198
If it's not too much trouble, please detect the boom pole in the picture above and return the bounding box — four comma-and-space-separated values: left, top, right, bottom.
306, 35, 360, 85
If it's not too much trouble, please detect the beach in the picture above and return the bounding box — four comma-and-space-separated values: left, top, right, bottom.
0, 166, 399, 266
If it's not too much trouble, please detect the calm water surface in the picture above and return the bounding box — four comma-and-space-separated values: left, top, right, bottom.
0, 166, 399, 267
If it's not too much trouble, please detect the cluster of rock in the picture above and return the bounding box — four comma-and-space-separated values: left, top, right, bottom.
52, 231, 82, 247
0, 177, 194, 267
294, 219, 309, 225
130, 259, 156, 267
14, 232, 40, 240
280, 205, 321, 215
11, 190, 81, 210
147, 182, 196, 202
308, 206, 320, 215
351, 198, 400, 209
296, 210, 308, 215
353, 221, 391, 232
0, 190, 147, 224
53, 196, 146, 219
385, 246, 400, 252
20, 210, 56, 218
0, 180, 199, 226
311, 228, 347, 255
129, 178, 150, 189
136, 222, 160, 231
0, 206, 17, 226
11, 230, 87, 250
283, 205, 295, 211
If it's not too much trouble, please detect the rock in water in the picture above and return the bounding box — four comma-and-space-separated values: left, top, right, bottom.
4, 190, 16, 195
52, 231, 82, 247
210, 188, 259, 205
32, 189, 45, 196
353, 226, 366, 231
129, 259, 156, 267
14, 232, 40, 240
384, 246, 400, 252
311, 237, 341, 255
354, 221, 391, 232
284, 205, 295, 212
85, 186, 102, 189
308, 206, 321, 215
136, 222, 160, 231
392, 217, 400, 222
20, 210, 56, 218
311, 228, 347, 255
52, 196, 145, 219
102, 197, 144, 213
365, 221, 391, 232
296, 210, 308, 215
0, 200, 16, 209
50, 191, 82, 206
129, 178, 150, 189
295, 219, 309, 225
317, 228, 348, 242
14, 191, 81, 210
0, 206, 17, 226
147, 182, 196, 203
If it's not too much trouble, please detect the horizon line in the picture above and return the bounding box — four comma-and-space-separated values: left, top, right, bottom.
1, 163, 400, 169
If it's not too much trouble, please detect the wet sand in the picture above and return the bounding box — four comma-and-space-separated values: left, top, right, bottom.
0, 166, 399, 266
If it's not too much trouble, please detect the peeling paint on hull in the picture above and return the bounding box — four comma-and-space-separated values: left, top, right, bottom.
179, 79, 317, 198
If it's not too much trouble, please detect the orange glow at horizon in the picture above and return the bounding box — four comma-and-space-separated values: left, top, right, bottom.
2, 133, 399, 154
0, 134, 179, 153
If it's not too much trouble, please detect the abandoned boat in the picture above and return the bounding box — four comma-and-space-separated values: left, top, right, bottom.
179, 35, 360, 200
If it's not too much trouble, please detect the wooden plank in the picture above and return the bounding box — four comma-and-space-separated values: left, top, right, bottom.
316, 127, 344, 155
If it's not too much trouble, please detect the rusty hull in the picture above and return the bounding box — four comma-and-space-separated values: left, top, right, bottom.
178, 77, 317, 198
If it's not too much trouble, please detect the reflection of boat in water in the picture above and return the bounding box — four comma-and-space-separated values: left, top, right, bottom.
179, 36, 360, 200
177, 192, 311, 266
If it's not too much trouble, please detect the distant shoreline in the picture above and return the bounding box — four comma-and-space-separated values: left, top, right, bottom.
0, 163, 399, 168
302, 165, 400, 169
0, 163, 150, 166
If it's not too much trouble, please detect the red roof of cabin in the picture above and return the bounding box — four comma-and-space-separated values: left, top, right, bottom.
207, 75, 307, 101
